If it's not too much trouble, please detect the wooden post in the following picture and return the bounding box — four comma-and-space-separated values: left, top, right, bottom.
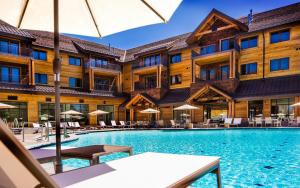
131, 72, 134, 91
232, 50, 236, 78
192, 60, 195, 83
130, 108, 134, 121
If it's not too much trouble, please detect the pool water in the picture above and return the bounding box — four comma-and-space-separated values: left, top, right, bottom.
61, 129, 300, 187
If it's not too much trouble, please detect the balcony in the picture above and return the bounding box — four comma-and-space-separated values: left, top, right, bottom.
0, 45, 32, 64
0, 73, 29, 86
85, 61, 121, 75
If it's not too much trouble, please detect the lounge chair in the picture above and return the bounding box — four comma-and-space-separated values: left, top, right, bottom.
111, 120, 119, 128
255, 117, 263, 127
231, 118, 242, 127
32, 123, 42, 134
223, 118, 233, 127
99, 121, 107, 129
119, 121, 127, 128
0, 121, 221, 188
273, 118, 281, 127
289, 116, 300, 127
170, 120, 180, 128
248, 118, 255, 127
265, 117, 273, 127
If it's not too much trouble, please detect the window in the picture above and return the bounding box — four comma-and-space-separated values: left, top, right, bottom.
144, 75, 156, 89
248, 100, 263, 119
200, 44, 216, 55
271, 98, 294, 118
170, 75, 182, 85
220, 65, 229, 80
0, 102, 28, 123
270, 58, 289, 71
97, 105, 114, 125
69, 77, 82, 88
221, 38, 235, 51
35, 73, 47, 85
32, 50, 47, 60
69, 56, 81, 66
170, 54, 181, 64
270, 29, 290, 43
241, 36, 258, 49
0, 39, 19, 55
0, 66, 20, 83
90, 57, 108, 68
208, 69, 216, 80
241, 63, 257, 75
200, 69, 207, 80
144, 55, 160, 67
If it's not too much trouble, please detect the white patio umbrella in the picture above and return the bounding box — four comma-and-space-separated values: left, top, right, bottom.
174, 104, 199, 110
291, 102, 300, 107
140, 108, 160, 114
60, 110, 83, 115
89, 109, 109, 116
0, 102, 16, 109
0, 0, 182, 172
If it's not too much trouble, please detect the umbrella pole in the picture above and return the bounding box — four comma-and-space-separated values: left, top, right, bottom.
53, 0, 62, 173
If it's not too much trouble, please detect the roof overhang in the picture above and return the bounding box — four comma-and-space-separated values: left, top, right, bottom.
125, 94, 156, 109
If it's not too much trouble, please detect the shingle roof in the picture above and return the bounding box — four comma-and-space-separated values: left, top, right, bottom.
0, 20, 34, 40
0, 84, 122, 98
238, 2, 300, 32
158, 88, 190, 106
235, 75, 300, 100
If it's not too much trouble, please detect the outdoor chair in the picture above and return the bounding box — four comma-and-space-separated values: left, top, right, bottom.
248, 118, 255, 127
44, 122, 54, 134
170, 120, 180, 128
290, 117, 300, 127
265, 117, 273, 127
111, 120, 119, 128
99, 121, 107, 129
231, 118, 242, 127
255, 117, 263, 127
273, 118, 281, 127
198, 119, 210, 128
119, 121, 127, 128
32, 123, 42, 134
223, 118, 233, 127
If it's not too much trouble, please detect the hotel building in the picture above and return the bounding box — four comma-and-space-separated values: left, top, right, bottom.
0, 3, 299, 125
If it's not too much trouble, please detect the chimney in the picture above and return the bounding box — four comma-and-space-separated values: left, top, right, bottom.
247, 9, 253, 25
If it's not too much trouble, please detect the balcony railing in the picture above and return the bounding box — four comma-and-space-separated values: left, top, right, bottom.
0, 45, 32, 57
94, 83, 116, 92
134, 82, 157, 90
85, 61, 121, 71
0, 74, 29, 85
132, 62, 161, 70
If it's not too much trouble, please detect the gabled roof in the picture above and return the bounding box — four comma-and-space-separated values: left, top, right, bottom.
125, 93, 157, 109
238, 2, 300, 33
0, 20, 35, 40
186, 9, 248, 44
157, 88, 190, 107
187, 84, 232, 103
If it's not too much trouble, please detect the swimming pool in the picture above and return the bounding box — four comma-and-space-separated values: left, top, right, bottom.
61, 129, 300, 187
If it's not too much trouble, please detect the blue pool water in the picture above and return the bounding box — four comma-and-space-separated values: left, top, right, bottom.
61, 129, 300, 187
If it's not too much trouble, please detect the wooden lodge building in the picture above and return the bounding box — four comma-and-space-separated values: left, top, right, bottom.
0, 3, 300, 126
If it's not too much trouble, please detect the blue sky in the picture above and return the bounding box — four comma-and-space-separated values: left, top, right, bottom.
69, 0, 299, 50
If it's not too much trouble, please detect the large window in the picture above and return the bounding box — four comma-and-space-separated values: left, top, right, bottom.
271, 98, 294, 118
241, 63, 257, 75
69, 56, 81, 66
200, 68, 216, 80
0, 102, 28, 123
220, 65, 229, 80
90, 57, 108, 68
35, 73, 47, 85
221, 38, 234, 51
0, 39, 19, 55
170, 74, 182, 85
94, 77, 111, 91
97, 105, 114, 125
144, 75, 156, 89
200, 44, 216, 55
170, 54, 181, 64
241, 36, 258, 49
270, 57, 289, 72
0, 66, 20, 84
144, 55, 160, 67
32, 50, 47, 60
39, 103, 89, 124
69, 77, 82, 88
248, 100, 263, 119
270, 29, 290, 43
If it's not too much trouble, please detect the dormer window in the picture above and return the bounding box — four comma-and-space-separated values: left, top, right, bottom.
144, 54, 160, 67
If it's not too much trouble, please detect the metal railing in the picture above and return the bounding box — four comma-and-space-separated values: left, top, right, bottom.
132, 61, 161, 70
134, 82, 157, 90
0, 73, 29, 85
0, 45, 32, 57
85, 61, 121, 71
94, 83, 116, 91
